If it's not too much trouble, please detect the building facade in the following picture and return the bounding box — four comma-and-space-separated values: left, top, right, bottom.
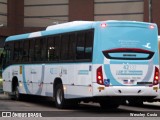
0, 0, 160, 39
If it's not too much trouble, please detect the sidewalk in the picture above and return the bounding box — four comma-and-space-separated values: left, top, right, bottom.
0, 93, 11, 100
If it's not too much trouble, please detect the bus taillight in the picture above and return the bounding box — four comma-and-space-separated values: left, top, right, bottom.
96, 66, 104, 85
153, 67, 159, 85
149, 24, 155, 29
101, 23, 107, 28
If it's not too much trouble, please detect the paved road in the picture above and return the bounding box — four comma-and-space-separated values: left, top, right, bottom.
0, 93, 160, 118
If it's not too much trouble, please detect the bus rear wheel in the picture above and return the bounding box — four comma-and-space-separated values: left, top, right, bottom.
54, 84, 66, 109
54, 84, 79, 109
14, 86, 21, 101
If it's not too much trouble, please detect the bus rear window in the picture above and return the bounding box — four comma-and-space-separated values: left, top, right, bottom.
102, 48, 154, 60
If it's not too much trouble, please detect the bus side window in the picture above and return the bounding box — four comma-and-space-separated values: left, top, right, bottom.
35, 39, 41, 61
76, 30, 93, 61
68, 33, 76, 60
76, 32, 85, 60
47, 36, 55, 61
22, 40, 29, 62
85, 30, 94, 60
41, 37, 47, 61
4, 42, 14, 66
54, 36, 61, 61
61, 34, 69, 60
13, 41, 20, 62
29, 39, 35, 62
47, 36, 60, 61
19, 41, 24, 62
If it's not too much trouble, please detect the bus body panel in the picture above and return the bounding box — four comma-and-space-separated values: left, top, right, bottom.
3, 63, 93, 98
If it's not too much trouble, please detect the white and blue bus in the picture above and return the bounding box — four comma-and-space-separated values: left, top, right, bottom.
2, 21, 159, 108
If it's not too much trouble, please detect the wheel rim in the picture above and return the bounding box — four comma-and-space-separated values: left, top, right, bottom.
56, 88, 62, 105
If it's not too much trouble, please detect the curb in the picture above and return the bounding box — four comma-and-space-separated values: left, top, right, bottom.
0, 93, 11, 100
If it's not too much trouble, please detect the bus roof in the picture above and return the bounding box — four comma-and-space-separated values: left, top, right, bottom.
5, 21, 94, 42
46, 21, 94, 31
5, 20, 156, 42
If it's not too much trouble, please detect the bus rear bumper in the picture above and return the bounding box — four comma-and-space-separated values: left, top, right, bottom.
92, 83, 159, 97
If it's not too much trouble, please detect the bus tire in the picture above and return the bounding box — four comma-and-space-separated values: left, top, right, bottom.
14, 86, 21, 101
54, 84, 66, 109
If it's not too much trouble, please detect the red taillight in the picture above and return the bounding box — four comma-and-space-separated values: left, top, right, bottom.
149, 24, 155, 29
101, 23, 107, 28
153, 67, 159, 85
96, 66, 104, 85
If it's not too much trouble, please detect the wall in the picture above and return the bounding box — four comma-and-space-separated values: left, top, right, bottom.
151, 0, 160, 34
0, 0, 160, 36
144, 0, 160, 34
0, 0, 7, 26
94, 0, 144, 21
69, 0, 94, 21
24, 0, 69, 27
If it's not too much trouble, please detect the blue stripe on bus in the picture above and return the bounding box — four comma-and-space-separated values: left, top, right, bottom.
35, 64, 45, 95
22, 65, 31, 94
104, 64, 122, 86
141, 61, 154, 82
6, 33, 30, 42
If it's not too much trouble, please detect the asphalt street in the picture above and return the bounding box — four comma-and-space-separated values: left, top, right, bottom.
0, 93, 160, 119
